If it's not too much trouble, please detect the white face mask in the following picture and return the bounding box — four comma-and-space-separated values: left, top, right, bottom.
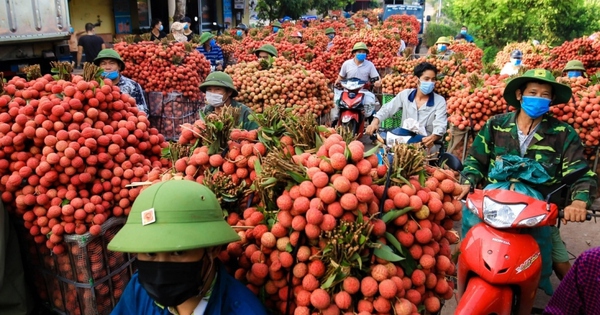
206, 91, 225, 106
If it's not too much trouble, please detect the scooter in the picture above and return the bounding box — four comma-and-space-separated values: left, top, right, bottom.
335, 78, 377, 137
438, 153, 597, 315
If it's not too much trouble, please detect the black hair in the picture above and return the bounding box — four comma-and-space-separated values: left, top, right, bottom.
151, 18, 162, 28
85, 23, 95, 32
455, 34, 465, 39
182, 17, 192, 23
414, 62, 438, 78
518, 79, 554, 96
461, 25, 467, 29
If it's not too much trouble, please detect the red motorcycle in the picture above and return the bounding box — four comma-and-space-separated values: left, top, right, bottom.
335, 78, 376, 137
439, 153, 596, 315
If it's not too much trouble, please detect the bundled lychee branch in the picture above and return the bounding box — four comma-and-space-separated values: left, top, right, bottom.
202, 167, 248, 206
23, 65, 42, 80
82, 62, 104, 82
199, 105, 241, 154
50, 61, 74, 81
388, 143, 427, 182
319, 215, 375, 293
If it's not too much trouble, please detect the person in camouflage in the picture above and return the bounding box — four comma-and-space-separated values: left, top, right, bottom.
200, 72, 258, 131
459, 69, 597, 280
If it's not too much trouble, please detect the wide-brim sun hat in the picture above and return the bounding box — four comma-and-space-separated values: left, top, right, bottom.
503, 69, 572, 109
107, 180, 240, 253
199, 71, 239, 97
94, 49, 125, 71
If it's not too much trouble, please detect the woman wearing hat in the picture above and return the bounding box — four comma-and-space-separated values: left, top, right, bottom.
108, 180, 267, 315
458, 69, 597, 282
500, 49, 524, 76
170, 22, 188, 43
200, 72, 258, 131
181, 17, 194, 42
196, 32, 225, 72
562, 60, 586, 78
254, 44, 278, 60
94, 49, 148, 115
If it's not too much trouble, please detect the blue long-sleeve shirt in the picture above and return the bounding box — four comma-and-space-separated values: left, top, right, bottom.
196, 45, 224, 67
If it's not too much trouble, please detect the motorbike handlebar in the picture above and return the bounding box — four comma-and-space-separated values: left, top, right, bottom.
558, 210, 596, 221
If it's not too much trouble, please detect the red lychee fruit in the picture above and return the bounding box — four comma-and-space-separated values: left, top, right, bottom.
360, 276, 379, 297
371, 264, 390, 281
343, 276, 360, 294
378, 279, 398, 299
334, 291, 352, 310
411, 269, 426, 287
310, 288, 331, 310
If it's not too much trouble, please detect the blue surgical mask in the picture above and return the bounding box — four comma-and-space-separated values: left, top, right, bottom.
273, 27, 279, 33
419, 80, 435, 95
438, 45, 447, 52
521, 96, 551, 119
355, 53, 367, 62
210, 39, 217, 47
460, 30, 467, 34
236, 30, 243, 37
512, 58, 522, 66
184, 24, 189, 30
328, 34, 335, 40
69, 27, 74, 33
101, 70, 119, 80
159, 25, 164, 31
567, 71, 583, 78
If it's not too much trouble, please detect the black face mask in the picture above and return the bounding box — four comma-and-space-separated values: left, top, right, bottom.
136, 256, 211, 307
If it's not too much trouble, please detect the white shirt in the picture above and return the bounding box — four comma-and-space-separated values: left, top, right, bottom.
375, 88, 447, 136
339, 59, 380, 82
500, 62, 520, 76
397, 39, 406, 56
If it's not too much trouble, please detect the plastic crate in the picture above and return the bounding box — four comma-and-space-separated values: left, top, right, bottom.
19, 217, 134, 315
380, 94, 403, 129
147, 92, 203, 141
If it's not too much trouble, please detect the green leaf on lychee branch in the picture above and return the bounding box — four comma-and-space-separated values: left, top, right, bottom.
381, 207, 412, 223
385, 232, 405, 255
364, 143, 381, 157
373, 243, 404, 262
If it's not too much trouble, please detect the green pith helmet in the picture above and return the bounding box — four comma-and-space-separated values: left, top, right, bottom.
325, 27, 335, 35
346, 19, 355, 26
94, 49, 125, 71
199, 71, 239, 97
254, 44, 278, 58
352, 42, 369, 54
272, 21, 282, 27
503, 69, 572, 109
107, 180, 240, 253
435, 36, 450, 45
199, 32, 215, 45
563, 60, 585, 72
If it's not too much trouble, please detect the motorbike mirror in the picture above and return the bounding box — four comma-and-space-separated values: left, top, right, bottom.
438, 153, 463, 171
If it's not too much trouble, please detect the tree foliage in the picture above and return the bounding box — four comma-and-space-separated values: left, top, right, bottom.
256, 0, 354, 21
444, 0, 600, 47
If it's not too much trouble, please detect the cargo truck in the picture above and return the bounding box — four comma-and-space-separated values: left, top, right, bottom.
381, 0, 430, 53
0, 0, 73, 78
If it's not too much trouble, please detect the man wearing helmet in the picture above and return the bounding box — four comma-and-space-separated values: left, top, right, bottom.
94, 49, 148, 115
325, 28, 336, 51
254, 44, 278, 61
562, 60, 586, 78
201, 72, 258, 131
235, 24, 248, 37
500, 49, 524, 76
458, 69, 596, 290
109, 180, 267, 315
434, 37, 453, 60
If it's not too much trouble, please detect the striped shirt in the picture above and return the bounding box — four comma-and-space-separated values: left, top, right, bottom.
196, 45, 224, 66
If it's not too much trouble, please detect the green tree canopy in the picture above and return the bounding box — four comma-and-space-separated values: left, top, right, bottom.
444, 0, 600, 47
256, 0, 354, 21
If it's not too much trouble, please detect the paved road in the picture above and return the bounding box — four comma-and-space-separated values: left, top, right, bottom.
360, 135, 600, 313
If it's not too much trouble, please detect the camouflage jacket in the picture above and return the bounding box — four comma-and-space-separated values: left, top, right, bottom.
204, 100, 259, 131
463, 112, 597, 207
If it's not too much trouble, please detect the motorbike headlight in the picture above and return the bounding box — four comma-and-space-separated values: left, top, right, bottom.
466, 198, 478, 216
482, 196, 527, 228
516, 214, 547, 227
